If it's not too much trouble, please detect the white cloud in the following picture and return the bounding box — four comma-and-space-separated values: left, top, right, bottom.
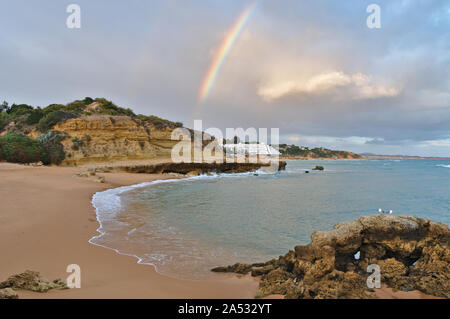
258, 71, 400, 102
420, 139, 450, 148
282, 134, 374, 147
286, 136, 301, 142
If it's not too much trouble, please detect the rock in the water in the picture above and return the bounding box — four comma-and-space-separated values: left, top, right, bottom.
212, 215, 450, 299
186, 170, 202, 177
212, 263, 254, 274
0, 270, 68, 293
0, 288, 19, 299
313, 166, 324, 171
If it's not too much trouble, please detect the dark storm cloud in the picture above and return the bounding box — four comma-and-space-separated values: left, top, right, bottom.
0, 0, 449, 156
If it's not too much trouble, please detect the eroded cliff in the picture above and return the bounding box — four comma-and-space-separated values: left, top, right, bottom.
53, 115, 178, 165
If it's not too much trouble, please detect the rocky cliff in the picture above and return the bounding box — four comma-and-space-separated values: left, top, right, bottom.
1, 98, 285, 171
51, 115, 286, 173
53, 115, 180, 165
212, 215, 449, 299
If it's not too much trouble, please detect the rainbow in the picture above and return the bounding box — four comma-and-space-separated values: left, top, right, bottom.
198, 1, 258, 104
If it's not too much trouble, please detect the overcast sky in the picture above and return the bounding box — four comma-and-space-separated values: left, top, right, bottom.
1, 0, 450, 156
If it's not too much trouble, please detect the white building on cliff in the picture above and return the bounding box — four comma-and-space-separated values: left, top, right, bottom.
222, 143, 280, 156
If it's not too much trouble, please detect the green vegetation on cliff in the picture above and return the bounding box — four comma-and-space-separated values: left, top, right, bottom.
0, 97, 184, 165
0, 131, 67, 165
278, 144, 361, 159
36, 131, 67, 165
37, 111, 78, 133
0, 97, 182, 135
0, 132, 47, 163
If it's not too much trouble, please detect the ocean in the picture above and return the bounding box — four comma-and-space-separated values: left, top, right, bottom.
90, 159, 450, 279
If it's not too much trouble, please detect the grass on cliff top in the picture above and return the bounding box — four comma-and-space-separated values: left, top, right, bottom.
0, 97, 183, 134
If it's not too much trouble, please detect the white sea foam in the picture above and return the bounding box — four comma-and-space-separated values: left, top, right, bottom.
89, 177, 185, 271
436, 164, 450, 168
88, 169, 278, 275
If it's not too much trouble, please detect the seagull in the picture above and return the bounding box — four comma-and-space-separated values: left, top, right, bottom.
378, 208, 393, 215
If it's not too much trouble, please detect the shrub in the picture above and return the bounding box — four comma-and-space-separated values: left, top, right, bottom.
25, 108, 44, 125
83, 97, 94, 105
37, 111, 78, 133
0, 132, 47, 163
6, 104, 33, 116
94, 98, 135, 117
136, 114, 177, 128
0, 113, 10, 131
42, 104, 66, 115
65, 98, 96, 114
36, 131, 66, 165
71, 137, 84, 151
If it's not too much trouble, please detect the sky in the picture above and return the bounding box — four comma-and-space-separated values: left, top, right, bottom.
1, 0, 450, 156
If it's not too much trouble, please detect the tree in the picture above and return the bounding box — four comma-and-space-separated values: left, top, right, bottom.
1, 101, 8, 113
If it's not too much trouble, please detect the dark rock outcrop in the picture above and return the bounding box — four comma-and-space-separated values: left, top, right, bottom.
313, 166, 324, 171
0, 270, 68, 293
0, 288, 18, 299
212, 215, 449, 299
97, 161, 287, 175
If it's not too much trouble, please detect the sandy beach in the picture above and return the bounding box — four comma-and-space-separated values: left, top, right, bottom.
0, 163, 259, 298
1, 163, 444, 299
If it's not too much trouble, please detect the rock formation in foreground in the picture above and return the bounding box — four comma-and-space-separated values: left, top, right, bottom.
0, 288, 18, 299
212, 215, 449, 299
0, 270, 68, 298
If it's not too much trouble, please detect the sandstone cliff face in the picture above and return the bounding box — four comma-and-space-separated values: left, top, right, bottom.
51, 115, 284, 171
53, 115, 178, 165
212, 215, 450, 299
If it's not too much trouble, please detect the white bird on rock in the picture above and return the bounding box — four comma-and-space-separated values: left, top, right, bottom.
378, 208, 393, 215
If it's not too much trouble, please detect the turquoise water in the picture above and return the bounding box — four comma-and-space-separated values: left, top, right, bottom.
91, 159, 450, 279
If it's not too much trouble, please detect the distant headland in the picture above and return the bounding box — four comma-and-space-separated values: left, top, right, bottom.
360, 153, 450, 160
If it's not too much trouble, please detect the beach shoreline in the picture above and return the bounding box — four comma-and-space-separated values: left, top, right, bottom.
0, 163, 260, 298
1, 162, 444, 299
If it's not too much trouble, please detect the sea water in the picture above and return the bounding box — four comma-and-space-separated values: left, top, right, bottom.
90, 159, 450, 279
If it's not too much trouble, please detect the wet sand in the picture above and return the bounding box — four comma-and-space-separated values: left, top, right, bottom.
0, 163, 259, 298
